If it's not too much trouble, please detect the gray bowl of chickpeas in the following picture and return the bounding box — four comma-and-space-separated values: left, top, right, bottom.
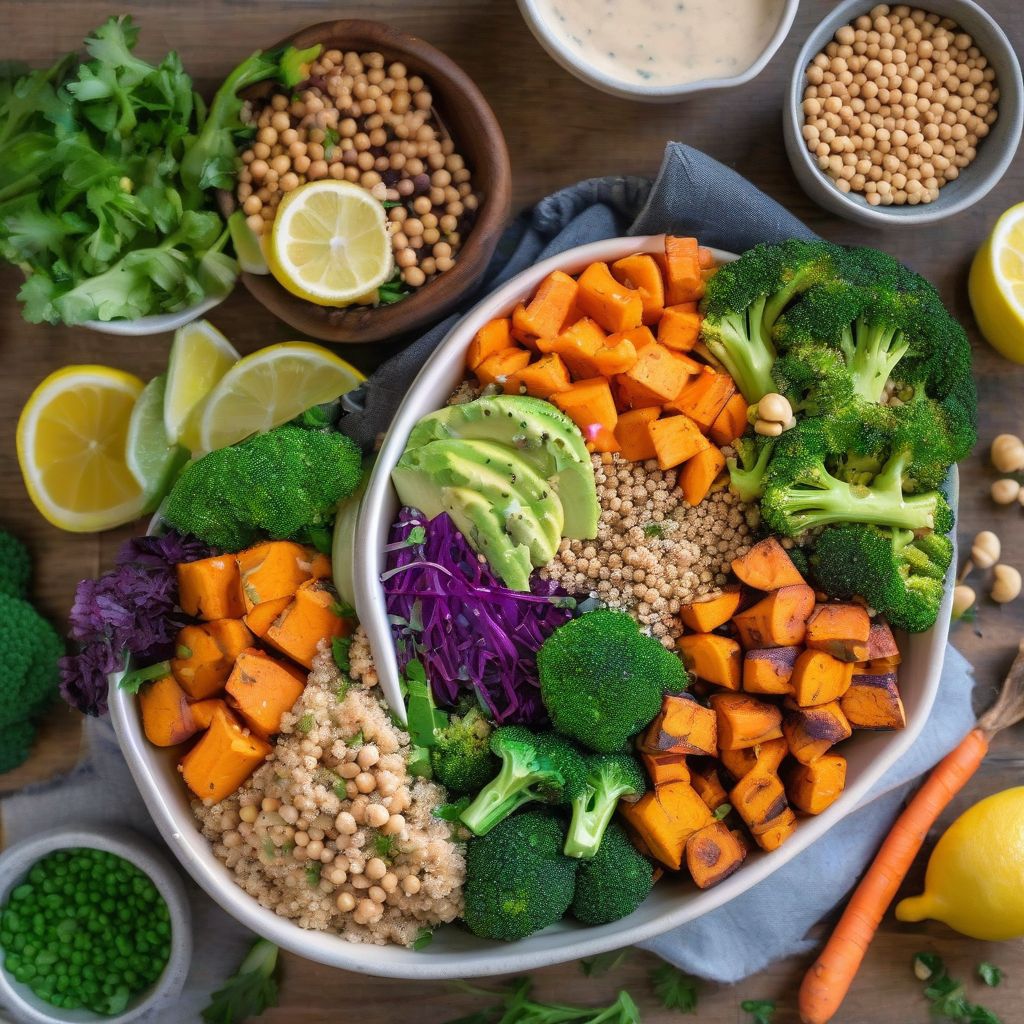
783, 0, 1022, 225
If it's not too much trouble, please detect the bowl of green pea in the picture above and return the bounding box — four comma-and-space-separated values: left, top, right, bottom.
0, 827, 191, 1024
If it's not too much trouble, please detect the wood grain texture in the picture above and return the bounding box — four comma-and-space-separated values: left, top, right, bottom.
0, 0, 1022, 1020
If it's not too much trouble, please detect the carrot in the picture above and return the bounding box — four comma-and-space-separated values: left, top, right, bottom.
798, 642, 1024, 1024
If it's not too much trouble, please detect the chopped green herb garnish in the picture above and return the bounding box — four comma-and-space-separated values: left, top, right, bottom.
323, 127, 340, 159
914, 954, 1002, 1024
651, 963, 699, 1013
296, 404, 332, 430
978, 963, 1003, 988
580, 948, 631, 977
450, 979, 640, 1024
347, 729, 364, 747
201, 938, 280, 1024
713, 803, 733, 820
741, 999, 775, 1024
412, 928, 433, 950
261, 838, 276, 859
377, 266, 412, 305
118, 660, 171, 693
373, 833, 398, 861
644, 522, 665, 538
176, 644, 193, 659
296, 713, 315, 734
332, 634, 353, 673
305, 863, 321, 888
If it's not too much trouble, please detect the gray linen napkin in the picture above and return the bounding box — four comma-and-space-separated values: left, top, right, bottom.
3, 144, 977, 1000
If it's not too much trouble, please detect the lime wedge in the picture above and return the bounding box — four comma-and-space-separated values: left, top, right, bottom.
228, 210, 270, 275
126, 375, 190, 512
164, 319, 239, 451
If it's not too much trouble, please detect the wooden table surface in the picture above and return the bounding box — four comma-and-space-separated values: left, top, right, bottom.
1, 1, 1022, 1020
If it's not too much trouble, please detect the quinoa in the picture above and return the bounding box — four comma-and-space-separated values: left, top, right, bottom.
193, 628, 464, 947
543, 453, 759, 646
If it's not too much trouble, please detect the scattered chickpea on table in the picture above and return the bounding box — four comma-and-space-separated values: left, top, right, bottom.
237, 49, 479, 294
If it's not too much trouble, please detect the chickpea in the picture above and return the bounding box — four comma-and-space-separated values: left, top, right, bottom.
403, 266, 427, 288
991, 564, 1022, 604
757, 393, 793, 425
365, 803, 389, 828
991, 478, 1020, 505
970, 531, 1001, 570
991, 433, 1024, 473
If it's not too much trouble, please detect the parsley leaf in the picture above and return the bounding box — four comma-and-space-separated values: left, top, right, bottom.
118, 660, 170, 693
741, 999, 776, 1024
296, 713, 315, 734
978, 963, 1003, 988
713, 803, 733, 820
412, 928, 433, 950
580, 949, 631, 977
201, 938, 279, 1024
915, 953, 1003, 1024
446, 979, 641, 1024
305, 863, 321, 888
651, 963, 699, 1013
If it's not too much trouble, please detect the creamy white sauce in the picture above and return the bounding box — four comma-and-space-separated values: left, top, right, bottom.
535, 0, 786, 88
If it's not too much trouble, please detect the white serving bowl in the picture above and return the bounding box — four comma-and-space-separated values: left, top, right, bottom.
0, 826, 191, 1024
516, 0, 799, 102
82, 294, 228, 336
110, 234, 954, 978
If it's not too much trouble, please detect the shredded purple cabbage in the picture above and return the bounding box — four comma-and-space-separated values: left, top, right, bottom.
382, 508, 575, 724
60, 531, 213, 717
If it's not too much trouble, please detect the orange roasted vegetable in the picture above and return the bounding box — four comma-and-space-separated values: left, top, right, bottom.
516, 270, 579, 338
467, 317, 512, 370
677, 634, 742, 691
188, 698, 228, 730
720, 736, 788, 782
616, 344, 698, 409
679, 587, 742, 633
641, 750, 691, 787
743, 646, 801, 695
841, 670, 906, 730
708, 392, 751, 446
791, 649, 855, 707
504, 353, 573, 398
710, 693, 784, 750
662, 236, 704, 304
611, 253, 665, 325
537, 318, 609, 379
689, 759, 729, 811
657, 304, 702, 352
510, 307, 541, 351
679, 445, 725, 506
755, 808, 798, 851
171, 619, 254, 700
243, 596, 291, 639
641, 694, 718, 756
648, 413, 709, 470
732, 584, 817, 648
475, 347, 532, 388
619, 780, 713, 871
785, 753, 847, 815
805, 603, 872, 662
177, 555, 244, 621
614, 407, 661, 461
731, 537, 806, 591
576, 261, 644, 333
180, 705, 272, 804
686, 820, 747, 888
865, 619, 901, 665
731, 769, 790, 833
140, 674, 200, 747
237, 540, 319, 612
783, 701, 853, 764
265, 580, 351, 669
666, 369, 736, 431
225, 647, 306, 739
551, 377, 619, 452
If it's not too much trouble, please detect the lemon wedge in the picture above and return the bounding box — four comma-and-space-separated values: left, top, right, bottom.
969, 201, 1024, 364
197, 341, 366, 453
267, 180, 393, 305
164, 319, 240, 450
17, 365, 149, 532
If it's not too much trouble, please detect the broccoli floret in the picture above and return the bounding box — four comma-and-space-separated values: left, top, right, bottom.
430, 707, 498, 795
570, 822, 654, 926
727, 435, 776, 503
0, 529, 31, 600
564, 753, 646, 859
537, 610, 689, 754
162, 424, 363, 551
459, 726, 585, 836
760, 417, 949, 538
701, 240, 849, 403
811, 524, 953, 632
463, 810, 579, 941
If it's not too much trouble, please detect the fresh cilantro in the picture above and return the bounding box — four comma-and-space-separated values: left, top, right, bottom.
447, 979, 640, 1024
305, 863, 321, 888
296, 713, 315, 734
433, 797, 471, 823
713, 803, 733, 820
412, 928, 433, 950
978, 963, 1003, 988
643, 523, 665, 538
373, 833, 398, 861
740, 999, 775, 1024
118, 660, 171, 693
915, 953, 1002, 1024
382, 199, 401, 208
651, 963, 699, 1013
407, 525, 427, 546
201, 938, 280, 1024
347, 729, 364, 747
332, 600, 357, 620
332, 634, 353, 674
377, 266, 412, 306
323, 127, 340, 159
580, 949, 631, 977
261, 838, 276, 860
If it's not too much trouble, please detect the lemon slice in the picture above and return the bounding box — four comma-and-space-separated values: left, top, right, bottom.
969, 201, 1024, 364
268, 180, 393, 305
197, 341, 366, 453
17, 365, 149, 532
164, 319, 240, 450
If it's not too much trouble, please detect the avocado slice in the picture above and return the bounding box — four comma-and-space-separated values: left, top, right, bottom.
440, 486, 533, 592
405, 395, 599, 539
392, 438, 562, 565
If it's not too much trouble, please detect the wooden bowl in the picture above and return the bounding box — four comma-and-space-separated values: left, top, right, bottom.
216, 20, 511, 344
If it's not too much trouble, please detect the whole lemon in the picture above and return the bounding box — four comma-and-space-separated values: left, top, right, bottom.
895, 787, 1024, 941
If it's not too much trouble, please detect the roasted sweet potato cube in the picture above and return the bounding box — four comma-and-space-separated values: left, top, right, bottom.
731, 769, 789, 833
679, 587, 742, 633
785, 753, 847, 815
662, 236, 704, 304
679, 446, 726, 507
504, 353, 573, 399
611, 254, 665, 325
732, 584, 816, 649
743, 646, 800, 695
475, 347, 532, 387
177, 556, 244, 621
805, 603, 872, 662
783, 702, 852, 764
657, 304, 702, 352
753, 807, 798, 851
865, 619, 901, 664
225, 647, 306, 739
709, 693, 784, 750
686, 820, 747, 889
754, 737, 789, 775
616, 344, 698, 409
648, 413, 709, 470
140, 675, 200, 747
666, 369, 736, 431
576, 261, 644, 333
517, 270, 579, 338
708, 392, 750, 446
642, 694, 718, 756
551, 376, 619, 452
718, 745, 758, 781
641, 750, 691, 787
791, 649, 855, 707
243, 596, 292, 639
537, 317, 608, 379
180, 705, 271, 804
171, 619, 254, 700
619, 781, 713, 871
731, 538, 806, 591
677, 634, 742, 691
466, 317, 513, 370
689, 759, 729, 811
264, 581, 351, 670
614, 407, 661, 461
188, 697, 229, 731
841, 671, 906, 730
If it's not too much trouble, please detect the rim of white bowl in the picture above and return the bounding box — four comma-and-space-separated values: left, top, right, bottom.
516, 0, 800, 102
82, 292, 227, 337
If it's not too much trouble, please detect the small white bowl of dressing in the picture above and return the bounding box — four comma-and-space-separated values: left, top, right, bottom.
517, 0, 800, 102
